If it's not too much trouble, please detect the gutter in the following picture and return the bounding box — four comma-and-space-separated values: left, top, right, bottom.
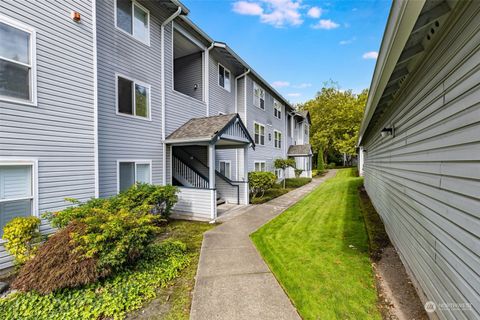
358, 0, 425, 145
205, 42, 215, 116
234, 69, 250, 113
161, 6, 183, 185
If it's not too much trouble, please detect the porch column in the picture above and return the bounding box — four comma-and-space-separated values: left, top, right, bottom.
208, 144, 216, 189
243, 144, 249, 204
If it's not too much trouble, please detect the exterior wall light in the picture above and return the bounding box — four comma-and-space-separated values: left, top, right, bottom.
71, 11, 81, 22
380, 127, 394, 138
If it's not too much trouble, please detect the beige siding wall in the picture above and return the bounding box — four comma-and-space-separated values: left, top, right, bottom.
362, 3, 480, 319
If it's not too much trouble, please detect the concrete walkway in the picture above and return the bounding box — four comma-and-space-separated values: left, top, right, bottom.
190, 170, 337, 320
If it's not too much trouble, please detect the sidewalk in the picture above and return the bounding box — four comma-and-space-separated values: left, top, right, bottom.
190, 170, 337, 320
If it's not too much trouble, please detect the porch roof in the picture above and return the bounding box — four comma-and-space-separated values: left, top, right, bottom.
288, 144, 312, 157
165, 113, 255, 148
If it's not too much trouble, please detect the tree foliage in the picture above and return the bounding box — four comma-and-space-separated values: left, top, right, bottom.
300, 81, 367, 159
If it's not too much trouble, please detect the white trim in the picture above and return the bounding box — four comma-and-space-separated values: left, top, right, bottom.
116, 159, 152, 194
0, 158, 39, 241
274, 129, 282, 149
173, 22, 206, 50
217, 63, 231, 92
219, 160, 231, 179
0, 14, 37, 106
114, 0, 151, 46
254, 160, 266, 172
115, 73, 152, 121
253, 81, 265, 111
253, 121, 265, 146
92, 0, 99, 198
273, 99, 282, 119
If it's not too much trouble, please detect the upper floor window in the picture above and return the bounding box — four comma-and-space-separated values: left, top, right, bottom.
0, 162, 35, 238
117, 75, 150, 120
116, 0, 150, 44
273, 100, 282, 119
274, 130, 282, 149
118, 161, 151, 192
0, 18, 35, 104
253, 82, 265, 110
218, 64, 231, 92
254, 122, 265, 145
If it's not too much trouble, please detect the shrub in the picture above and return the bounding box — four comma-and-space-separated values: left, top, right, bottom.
325, 162, 336, 169
285, 178, 312, 188
294, 169, 304, 178
248, 171, 276, 198
2, 241, 189, 319
250, 188, 289, 204
11, 222, 105, 294
274, 158, 296, 188
317, 147, 325, 171
3, 216, 42, 266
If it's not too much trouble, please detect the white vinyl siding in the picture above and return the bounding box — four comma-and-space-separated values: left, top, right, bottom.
0, 16, 36, 105
0, 162, 36, 238
273, 99, 282, 119
116, 74, 151, 120
254, 122, 265, 146
218, 63, 231, 92
274, 130, 282, 149
253, 82, 265, 110
115, 0, 150, 45
254, 161, 266, 172
118, 160, 151, 192
219, 160, 231, 179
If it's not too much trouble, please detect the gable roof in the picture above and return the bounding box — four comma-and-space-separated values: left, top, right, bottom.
288, 144, 312, 156
165, 113, 255, 147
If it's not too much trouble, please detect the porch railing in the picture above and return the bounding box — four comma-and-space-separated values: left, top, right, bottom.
172, 156, 209, 189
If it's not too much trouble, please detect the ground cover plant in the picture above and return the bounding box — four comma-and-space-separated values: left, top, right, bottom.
251, 168, 381, 319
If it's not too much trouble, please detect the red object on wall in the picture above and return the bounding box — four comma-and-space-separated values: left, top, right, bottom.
71, 11, 81, 22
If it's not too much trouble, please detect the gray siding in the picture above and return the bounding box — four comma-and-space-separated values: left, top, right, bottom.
96, 0, 166, 197
173, 188, 214, 220
0, 0, 95, 269
362, 3, 480, 319
208, 52, 236, 115
174, 52, 203, 101
245, 76, 287, 172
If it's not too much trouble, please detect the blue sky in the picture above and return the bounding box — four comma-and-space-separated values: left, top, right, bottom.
182, 0, 391, 104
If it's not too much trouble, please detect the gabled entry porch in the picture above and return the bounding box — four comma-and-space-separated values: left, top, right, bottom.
165, 113, 255, 221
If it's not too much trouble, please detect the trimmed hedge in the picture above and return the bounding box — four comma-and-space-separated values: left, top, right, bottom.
285, 178, 312, 188
250, 188, 290, 204
0, 241, 189, 320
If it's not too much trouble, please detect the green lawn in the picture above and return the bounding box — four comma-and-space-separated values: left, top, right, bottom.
251, 168, 381, 320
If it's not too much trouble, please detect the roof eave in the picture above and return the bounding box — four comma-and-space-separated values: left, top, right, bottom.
358, 0, 425, 145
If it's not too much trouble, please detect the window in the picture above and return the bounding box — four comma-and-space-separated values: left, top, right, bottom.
274, 130, 282, 149
118, 161, 151, 192
0, 163, 35, 238
273, 100, 282, 119
116, 0, 150, 44
275, 168, 283, 179
253, 82, 265, 110
0, 18, 35, 104
218, 64, 231, 91
254, 123, 265, 146
219, 161, 231, 179
254, 161, 266, 172
117, 75, 150, 119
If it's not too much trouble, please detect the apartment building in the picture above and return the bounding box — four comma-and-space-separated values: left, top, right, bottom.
0, 0, 310, 269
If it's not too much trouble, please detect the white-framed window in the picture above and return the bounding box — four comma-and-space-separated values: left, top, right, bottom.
117, 160, 152, 193
0, 160, 37, 238
274, 130, 282, 149
275, 168, 283, 179
273, 100, 282, 119
253, 82, 265, 110
218, 63, 231, 92
219, 160, 231, 179
254, 122, 265, 146
254, 161, 266, 172
0, 16, 36, 105
115, 0, 150, 45
116, 74, 151, 120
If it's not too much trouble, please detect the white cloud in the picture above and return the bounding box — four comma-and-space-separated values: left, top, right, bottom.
232, 0, 303, 28
287, 93, 301, 97
311, 19, 340, 30
307, 6, 322, 18
339, 37, 355, 45
362, 51, 378, 59
232, 1, 263, 15
272, 81, 290, 88
292, 83, 311, 88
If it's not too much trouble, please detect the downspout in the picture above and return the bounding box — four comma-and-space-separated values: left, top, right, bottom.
234, 69, 250, 180
205, 42, 215, 116
161, 7, 182, 186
